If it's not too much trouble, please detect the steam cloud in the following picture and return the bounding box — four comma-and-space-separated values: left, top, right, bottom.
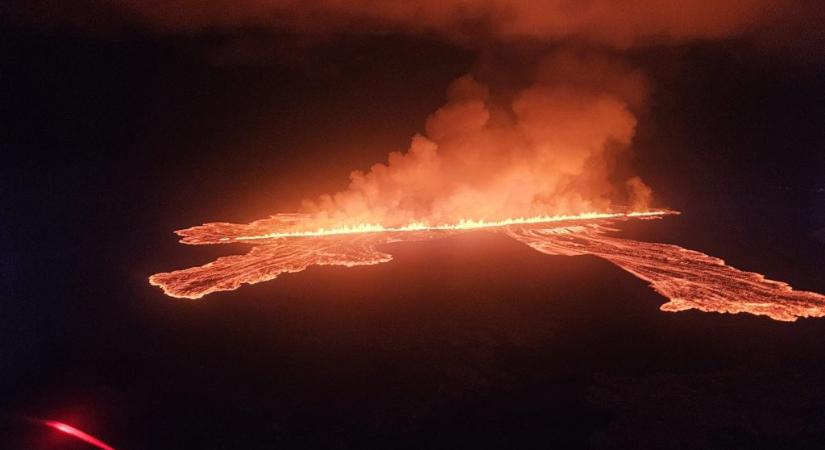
12, 0, 813, 227
303, 51, 651, 227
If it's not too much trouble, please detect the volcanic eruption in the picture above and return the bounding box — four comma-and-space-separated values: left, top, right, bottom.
149, 74, 825, 322
142, 0, 825, 321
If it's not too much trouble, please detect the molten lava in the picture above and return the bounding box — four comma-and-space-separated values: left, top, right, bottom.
149, 211, 825, 322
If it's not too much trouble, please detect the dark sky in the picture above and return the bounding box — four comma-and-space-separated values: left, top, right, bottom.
2, 8, 825, 449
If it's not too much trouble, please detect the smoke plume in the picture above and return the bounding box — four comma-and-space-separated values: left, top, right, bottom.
302, 50, 650, 227
9, 0, 815, 227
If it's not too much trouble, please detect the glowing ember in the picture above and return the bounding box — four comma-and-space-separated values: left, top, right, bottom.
149, 211, 825, 322
43, 420, 116, 450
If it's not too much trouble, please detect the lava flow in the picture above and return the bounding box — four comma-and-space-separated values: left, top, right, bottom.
149, 211, 825, 322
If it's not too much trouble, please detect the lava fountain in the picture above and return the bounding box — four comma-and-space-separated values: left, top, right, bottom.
149, 210, 825, 322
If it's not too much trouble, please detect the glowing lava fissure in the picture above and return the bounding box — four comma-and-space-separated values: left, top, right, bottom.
149, 210, 825, 322
183, 211, 672, 244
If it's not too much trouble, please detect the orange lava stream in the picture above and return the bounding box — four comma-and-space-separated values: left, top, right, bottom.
149, 211, 825, 322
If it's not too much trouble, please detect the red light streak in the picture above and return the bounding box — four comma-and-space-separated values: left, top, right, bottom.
44, 420, 116, 450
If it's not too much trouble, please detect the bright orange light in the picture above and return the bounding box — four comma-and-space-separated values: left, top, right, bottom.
44, 420, 116, 450
230, 210, 674, 241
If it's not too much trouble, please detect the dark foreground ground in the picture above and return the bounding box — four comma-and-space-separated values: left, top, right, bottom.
3, 215, 825, 449
3, 29, 825, 449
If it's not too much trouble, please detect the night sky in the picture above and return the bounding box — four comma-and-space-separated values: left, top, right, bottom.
3, 3, 825, 449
